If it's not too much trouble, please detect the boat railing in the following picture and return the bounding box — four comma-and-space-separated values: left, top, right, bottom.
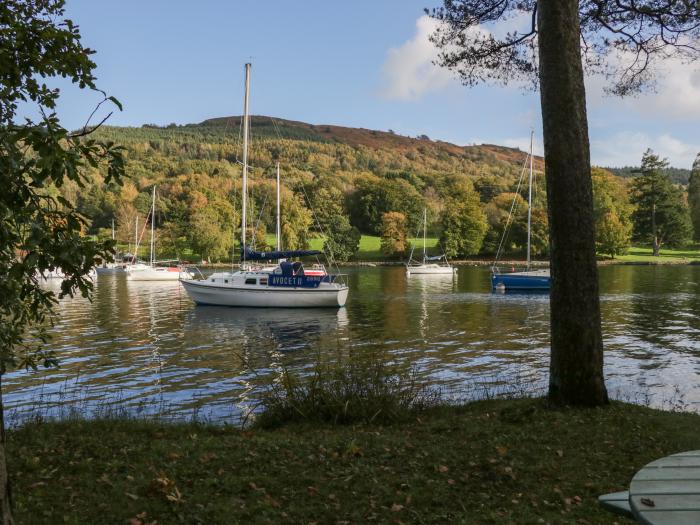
183, 266, 206, 280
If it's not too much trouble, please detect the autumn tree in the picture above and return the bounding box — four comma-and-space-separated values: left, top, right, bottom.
688, 153, 700, 241
428, 0, 700, 406
281, 192, 313, 250
439, 181, 488, 258
0, 1, 126, 522
631, 150, 692, 255
380, 212, 409, 257
591, 168, 633, 258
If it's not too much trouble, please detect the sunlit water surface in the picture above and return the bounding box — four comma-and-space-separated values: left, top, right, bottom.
5, 265, 700, 424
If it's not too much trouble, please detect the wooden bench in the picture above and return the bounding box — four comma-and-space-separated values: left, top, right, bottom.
599, 491, 633, 519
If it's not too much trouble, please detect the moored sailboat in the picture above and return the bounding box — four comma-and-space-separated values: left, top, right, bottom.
126, 187, 193, 281
180, 63, 348, 308
491, 132, 550, 291
406, 209, 455, 276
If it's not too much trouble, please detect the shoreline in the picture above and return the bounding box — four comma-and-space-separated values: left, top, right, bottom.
200, 257, 700, 269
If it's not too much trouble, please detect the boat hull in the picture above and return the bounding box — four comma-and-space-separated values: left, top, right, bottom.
126, 267, 193, 281
491, 271, 550, 291
180, 279, 348, 308
95, 266, 123, 275
406, 265, 456, 275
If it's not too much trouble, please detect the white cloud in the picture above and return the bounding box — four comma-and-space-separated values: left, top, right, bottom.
591, 131, 698, 167
379, 16, 455, 101
586, 56, 700, 119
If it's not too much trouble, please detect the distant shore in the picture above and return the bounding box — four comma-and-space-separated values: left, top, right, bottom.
201, 256, 700, 269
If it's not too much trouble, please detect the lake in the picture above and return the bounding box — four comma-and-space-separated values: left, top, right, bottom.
5, 265, 700, 424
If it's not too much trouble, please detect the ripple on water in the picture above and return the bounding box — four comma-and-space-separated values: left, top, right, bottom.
5, 266, 700, 424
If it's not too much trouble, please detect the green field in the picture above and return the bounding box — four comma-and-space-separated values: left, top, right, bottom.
266, 234, 440, 261
613, 246, 700, 263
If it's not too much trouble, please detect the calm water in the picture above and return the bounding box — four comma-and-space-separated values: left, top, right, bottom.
5, 265, 700, 423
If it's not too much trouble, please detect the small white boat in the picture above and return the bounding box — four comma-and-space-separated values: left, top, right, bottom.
406, 209, 456, 276
126, 265, 193, 281
95, 263, 124, 275
125, 187, 192, 281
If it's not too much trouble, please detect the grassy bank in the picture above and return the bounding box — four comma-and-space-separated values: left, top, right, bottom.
613, 246, 700, 264
10, 399, 700, 524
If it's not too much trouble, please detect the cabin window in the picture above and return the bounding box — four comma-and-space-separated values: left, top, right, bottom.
245, 278, 257, 285
210, 278, 215, 282
224, 279, 229, 284
260, 278, 268, 285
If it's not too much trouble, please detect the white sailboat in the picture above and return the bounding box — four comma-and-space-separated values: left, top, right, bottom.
491, 131, 550, 291
126, 187, 193, 281
406, 209, 456, 276
180, 63, 348, 308
96, 219, 124, 274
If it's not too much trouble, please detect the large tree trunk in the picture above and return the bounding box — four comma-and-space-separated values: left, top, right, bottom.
0, 381, 14, 525
537, 0, 608, 406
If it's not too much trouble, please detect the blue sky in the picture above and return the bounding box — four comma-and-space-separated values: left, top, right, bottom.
48, 0, 699, 168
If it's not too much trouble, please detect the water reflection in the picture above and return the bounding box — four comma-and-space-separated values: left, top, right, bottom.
4, 265, 700, 424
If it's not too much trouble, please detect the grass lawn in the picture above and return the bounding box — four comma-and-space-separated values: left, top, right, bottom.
10, 399, 700, 524
265, 234, 440, 261
613, 246, 700, 263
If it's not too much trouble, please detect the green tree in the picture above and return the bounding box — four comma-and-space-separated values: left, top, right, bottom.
349, 176, 423, 235
0, 1, 125, 521
592, 168, 633, 258
631, 150, 692, 255
323, 215, 361, 262
439, 183, 487, 258
281, 192, 313, 250
189, 206, 236, 262
380, 212, 408, 257
688, 153, 700, 242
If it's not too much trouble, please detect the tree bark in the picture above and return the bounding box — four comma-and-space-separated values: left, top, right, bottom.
0, 380, 14, 525
652, 202, 659, 256
537, 0, 609, 406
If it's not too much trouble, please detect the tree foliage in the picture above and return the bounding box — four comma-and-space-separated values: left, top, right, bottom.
323, 215, 361, 263
688, 153, 700, 242
1, 0, 126, 521
380, 212, 409, 257
592, 168, 633, 257
428, 0, 700, 96
439, 181, 488, 258
631, 150, 692, 254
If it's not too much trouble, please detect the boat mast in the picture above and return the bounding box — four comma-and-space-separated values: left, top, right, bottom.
423, 208, 427, 262
150, 186, 156, 266
241, 63, 251, 265
134, 216, 138, 263
112, 218, 115, 241
526, 131, 533, 271
276, 161, 281, 251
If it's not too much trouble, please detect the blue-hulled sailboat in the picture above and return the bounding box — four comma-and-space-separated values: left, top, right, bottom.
491, 132, 551, 292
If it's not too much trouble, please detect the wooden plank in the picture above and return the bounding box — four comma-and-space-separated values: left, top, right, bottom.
634, 467, 700, 481
630, 494, 700, 511
636, 510, 700, 525
646, 457, 700, 468
630, 479, 700, 495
